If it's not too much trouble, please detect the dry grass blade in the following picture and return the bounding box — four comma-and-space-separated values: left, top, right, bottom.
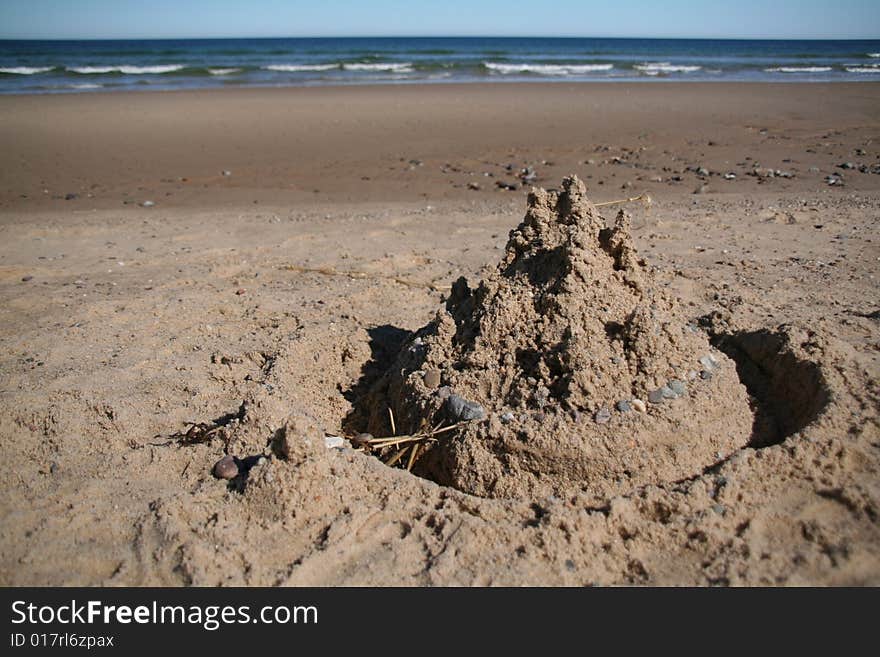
388, 407, 397, 436
595, 193, 653, 210
384, 445, 410, 467
406, 443, 420, 471
365, 421, 466, 448
367, 435, 423, 449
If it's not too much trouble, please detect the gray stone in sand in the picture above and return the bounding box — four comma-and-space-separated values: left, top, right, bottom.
699, 355, 717, 371
500, 411, 516, 424
352, 433, 373, 446
594, 407, 612, 424
700, 369, 713, 380
668, 379, 687, 397
660, 385, 677, 400
446, 394, 485, 421
648, 388, 666, 404
616, 400, 632, 413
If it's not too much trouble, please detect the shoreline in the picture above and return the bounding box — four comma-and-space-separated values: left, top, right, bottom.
3, 77, 880, 94
4, 77, 880, 98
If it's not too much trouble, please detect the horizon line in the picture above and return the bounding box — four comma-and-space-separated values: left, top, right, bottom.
1, 34, 879, 42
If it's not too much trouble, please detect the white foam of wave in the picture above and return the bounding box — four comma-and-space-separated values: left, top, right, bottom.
342, 62, 414, 72
68, 65, 185, 74
208, 67, 241, 75
0, 66, 54, 74
764, 66, 832, 73
68, 83, 102, 89
264, 63, 338, 72
634, 62, 702, 74
868, 53, 880, 58
484, 62, 614, 75
846, 66, 880, 73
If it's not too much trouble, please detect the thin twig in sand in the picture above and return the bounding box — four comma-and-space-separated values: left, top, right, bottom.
384, 445, 410, 467
406, 443, 420, 471
594, 193, 653, 210
388, 407, 397, 436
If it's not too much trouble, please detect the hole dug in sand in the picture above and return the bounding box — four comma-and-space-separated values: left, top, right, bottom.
354, 176, 758, 502
709, 326, 831, 449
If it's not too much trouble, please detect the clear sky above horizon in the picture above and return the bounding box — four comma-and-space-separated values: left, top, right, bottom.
0, 0, 878, 40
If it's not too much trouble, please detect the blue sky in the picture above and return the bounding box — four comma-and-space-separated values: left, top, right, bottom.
0, 0, 878, 40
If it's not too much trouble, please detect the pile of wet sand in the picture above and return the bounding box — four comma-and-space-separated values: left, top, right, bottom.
362, 176, 753, 500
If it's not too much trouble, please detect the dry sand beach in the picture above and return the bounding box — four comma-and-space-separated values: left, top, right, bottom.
0, 82, 879, 585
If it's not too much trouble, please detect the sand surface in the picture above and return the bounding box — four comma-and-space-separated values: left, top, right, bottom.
0, 83, 878, 585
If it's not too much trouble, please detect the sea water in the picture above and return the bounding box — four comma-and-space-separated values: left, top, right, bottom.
1, 36, 878, 94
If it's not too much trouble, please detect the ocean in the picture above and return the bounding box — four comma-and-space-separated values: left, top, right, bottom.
1, 37, 879, 94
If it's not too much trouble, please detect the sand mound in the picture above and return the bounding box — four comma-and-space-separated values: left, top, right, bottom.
362, 176, 752, 500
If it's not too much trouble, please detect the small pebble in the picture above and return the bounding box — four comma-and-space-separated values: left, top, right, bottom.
422, 369, 441, 388
212, 455, 238, 480
141, 200, 155, 207
648, 388, 666, 404
594, 407, 612, 424
687, 370, 698, 380
446, 394, 485, 421
222, 170, 232, 176
668, 379, 687, 397
324, 435, 344, 449
700, 370, 713, 380
616, 400, 632, 413
352, 432, 373, 446
500, 411, 516, 424
712, 504, 725, 515
631, 399, 647, 413
21, 275, 33, 282
699, 355, 717, 370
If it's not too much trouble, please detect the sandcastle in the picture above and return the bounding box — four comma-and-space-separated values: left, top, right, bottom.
361, 176, 753, 500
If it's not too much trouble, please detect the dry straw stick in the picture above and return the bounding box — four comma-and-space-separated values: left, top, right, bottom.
594, 193, 653, 209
